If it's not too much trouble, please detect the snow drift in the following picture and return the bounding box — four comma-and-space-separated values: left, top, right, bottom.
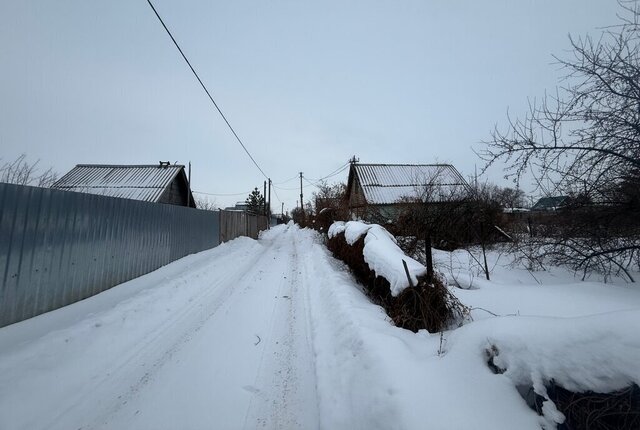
328, 221, 426, 296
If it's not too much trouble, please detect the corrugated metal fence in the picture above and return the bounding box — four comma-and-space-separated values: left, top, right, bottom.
0, 183, 220, 328
219, 210, 268, 242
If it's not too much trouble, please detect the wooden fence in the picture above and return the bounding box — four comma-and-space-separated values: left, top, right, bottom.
219, 210, 268, 242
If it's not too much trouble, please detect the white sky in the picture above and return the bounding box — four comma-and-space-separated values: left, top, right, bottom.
0, 0, 620, 211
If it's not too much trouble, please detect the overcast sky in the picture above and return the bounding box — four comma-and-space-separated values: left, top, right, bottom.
0, 0, 620, 211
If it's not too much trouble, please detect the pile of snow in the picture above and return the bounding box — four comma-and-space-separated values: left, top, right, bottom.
329, 221, 426, 296
308, 226, 542, 429
461, 311, 640, 427
429, 246, 640, 427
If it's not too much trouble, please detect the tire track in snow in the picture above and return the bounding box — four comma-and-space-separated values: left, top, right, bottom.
242, 226, 320, 429
85, 241, 279, 430
1, 227, 322, 430
95, 226, 315, 429
32, 240, 268, 430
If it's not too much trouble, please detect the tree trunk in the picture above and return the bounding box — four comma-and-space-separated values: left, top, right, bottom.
481, 241, 490, 281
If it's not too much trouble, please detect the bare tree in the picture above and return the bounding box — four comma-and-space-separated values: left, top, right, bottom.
480, 1, 640, 281
0, 154, 58, 187
312, 180, 346, 214
193, 195, 218, 211
312, 180, 348, 232
395, 169, 471, 280
492, 186, 527, 209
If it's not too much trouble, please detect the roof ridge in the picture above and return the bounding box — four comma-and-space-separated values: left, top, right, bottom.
75, 164, 185, 168
55, 185, 165, 189
362, 183, 466, 187
354, 163, 453, 167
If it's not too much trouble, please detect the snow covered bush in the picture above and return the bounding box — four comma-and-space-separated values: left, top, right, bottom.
482, 311, 640, 429
327, 221, 467, 332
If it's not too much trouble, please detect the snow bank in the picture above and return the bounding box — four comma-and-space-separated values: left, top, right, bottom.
450, 310, 640, 427
329, 221, 426, 296
492, 312, 640, 393
294, 227, 640, 429
430, 246, 640, 427
303, 225, 542, 429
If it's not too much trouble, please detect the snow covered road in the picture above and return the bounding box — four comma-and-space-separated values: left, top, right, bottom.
0, 224, 320, 430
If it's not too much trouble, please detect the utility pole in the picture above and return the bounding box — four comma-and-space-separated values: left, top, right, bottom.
281, 202, 284, 217
299, 172, 304, 213
263, 180, 267, 215
268, 178, 272, 227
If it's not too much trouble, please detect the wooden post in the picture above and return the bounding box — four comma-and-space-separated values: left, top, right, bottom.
402, 259, 415, 288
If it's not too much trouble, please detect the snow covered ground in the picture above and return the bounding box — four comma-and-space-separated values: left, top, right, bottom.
1, 224, 639, 429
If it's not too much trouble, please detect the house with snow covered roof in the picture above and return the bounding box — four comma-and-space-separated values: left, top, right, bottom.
345, 163, 470, 222
52, 162, 196, 208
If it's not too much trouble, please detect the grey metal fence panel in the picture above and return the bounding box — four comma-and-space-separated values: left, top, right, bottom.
0, 183, 220, 328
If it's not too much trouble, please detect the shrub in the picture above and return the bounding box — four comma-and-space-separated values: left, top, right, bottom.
327, 231, 467, 332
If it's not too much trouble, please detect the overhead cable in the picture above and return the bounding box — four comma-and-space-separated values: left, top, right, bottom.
193, 189, 252, 197
305, 162, 350, 183
273, 174, 301, 185
271, 186, 282, 205
273, 182, 314, 191
145, 0, 268, 179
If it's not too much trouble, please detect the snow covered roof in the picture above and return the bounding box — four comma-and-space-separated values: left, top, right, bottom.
52, 164, 187, 203
349, 163, 470, 205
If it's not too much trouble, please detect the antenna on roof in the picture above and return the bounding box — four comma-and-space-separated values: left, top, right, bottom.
349, 156, 359, 165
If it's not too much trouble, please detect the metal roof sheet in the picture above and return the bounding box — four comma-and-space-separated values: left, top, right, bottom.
52, 164, 184, 203
353, 164, 469, 204
531, 196, 568, 211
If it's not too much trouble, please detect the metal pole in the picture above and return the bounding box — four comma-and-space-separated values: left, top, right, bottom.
268, 178, 271, 228
263, 180, 267, 215
299, 172, 303, 214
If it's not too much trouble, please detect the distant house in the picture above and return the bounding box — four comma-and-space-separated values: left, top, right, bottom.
345, 163, 470, 222
52, 162, 196, 208
531, 196, 568, 211
224, 202, 250, 211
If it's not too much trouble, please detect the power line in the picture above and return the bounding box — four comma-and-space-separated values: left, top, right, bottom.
305, 161, 350, 182
273, 173, 300, 185
271, 186, 282, 205
193, 189, 252, 197
145, 0, 268, 179
274, 162, 350, 192
195, 185, 281, 205
303, 165, 350, 187
273, 182, 314, 191
302, 176, 317, 187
